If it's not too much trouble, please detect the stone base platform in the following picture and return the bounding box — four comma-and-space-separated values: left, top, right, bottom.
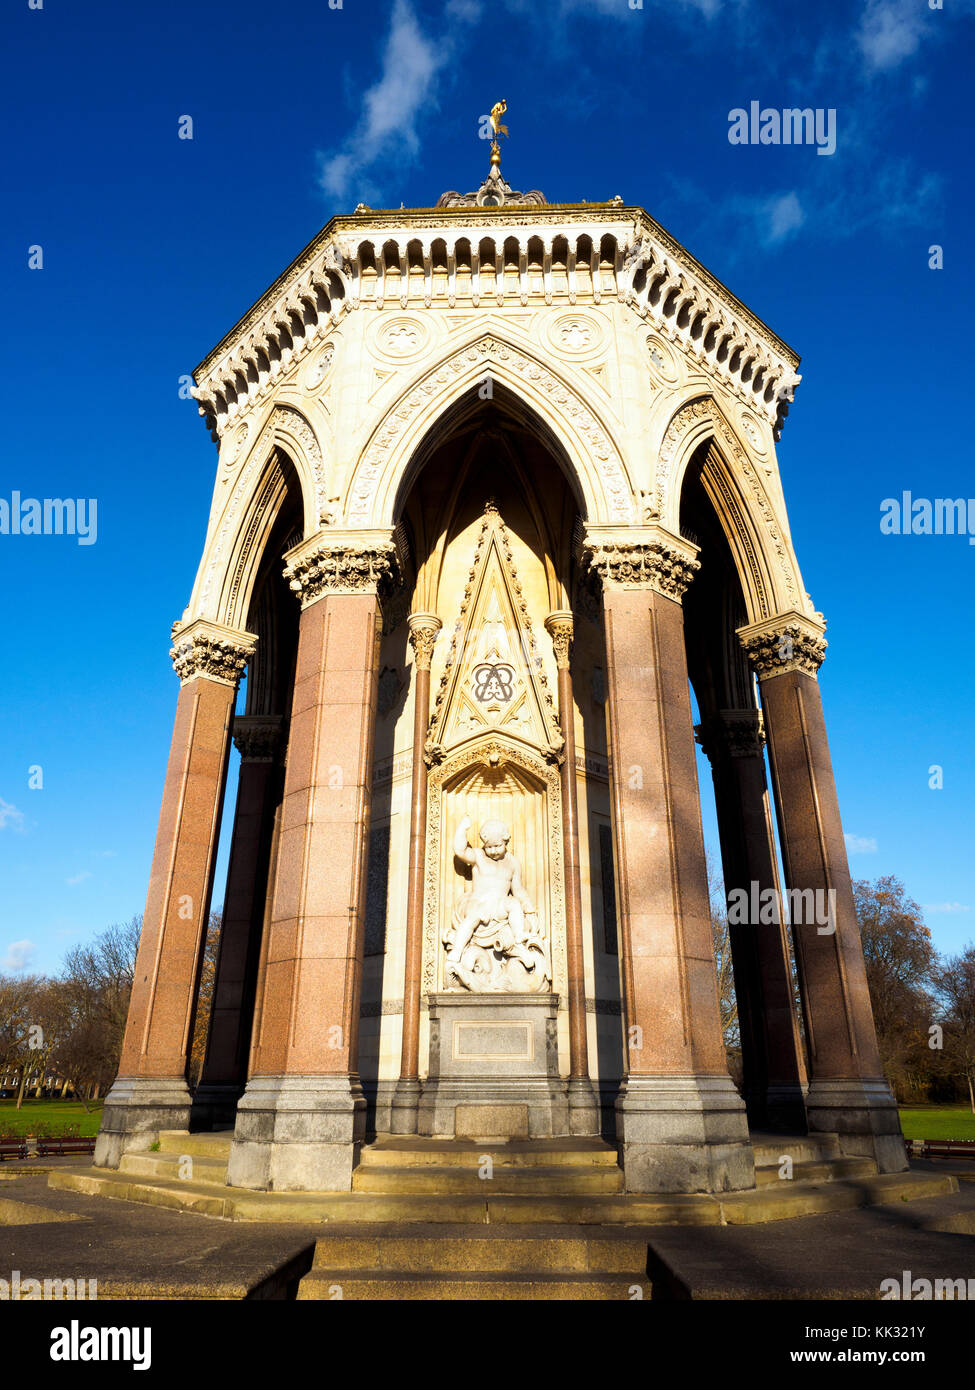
49, 1129, 959, 1228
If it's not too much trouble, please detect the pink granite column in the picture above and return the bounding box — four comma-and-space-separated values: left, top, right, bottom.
586, 528, 754, 1194
739, 614, 906, 1172
95, 621, 255, 1168
697, 708, 807, 1132
227, 536, 399, 1192
390, 613, 441, 1134
193, 715, 283, 1130
545, 610, 599, 1135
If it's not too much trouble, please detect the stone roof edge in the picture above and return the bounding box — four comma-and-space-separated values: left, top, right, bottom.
193, 203, 799, 381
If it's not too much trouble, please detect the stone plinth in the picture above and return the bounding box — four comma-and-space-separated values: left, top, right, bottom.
418, 993, 568, 1139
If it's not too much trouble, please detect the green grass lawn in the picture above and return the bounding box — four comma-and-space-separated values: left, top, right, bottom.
898, 1106, 975, 1141
0, 1099, 103, 1139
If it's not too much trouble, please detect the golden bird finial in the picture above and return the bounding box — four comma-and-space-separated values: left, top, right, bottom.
489, 99, 508, 165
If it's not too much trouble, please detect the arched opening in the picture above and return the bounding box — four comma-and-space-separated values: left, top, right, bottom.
359, 394, 624, 1136
679, 441, 807, 1135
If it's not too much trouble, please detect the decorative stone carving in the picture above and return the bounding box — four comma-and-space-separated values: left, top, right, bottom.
655, 395, 798, 616
348, 335, 632, 527
169, 619, 256, 687
737, 612, 828, 678
303, 343, 334, 390
232, 715, 283, 762
427, 501, 563, 762
422, 738, 567, 997
695, 709, 765, 761
443, 816, 552, 994
582, 530, 700, 600
408, 612, 442, 671
544, 611, 573, 670
283, 538, 401, 607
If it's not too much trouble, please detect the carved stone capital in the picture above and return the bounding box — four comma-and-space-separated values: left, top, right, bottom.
582, 526, 700, 600
283, 530, 402, 608
737, 611, 827, 679
232, 714, 283, 762
695, 708, 765, 762
407, 612, 442, 671
169, 619, 256, 687
544, 610, 574, 670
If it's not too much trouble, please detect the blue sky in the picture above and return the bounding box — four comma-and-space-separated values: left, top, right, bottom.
1, 0, 973, 975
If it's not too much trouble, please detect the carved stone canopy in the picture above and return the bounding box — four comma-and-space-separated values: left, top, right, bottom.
737, 611, 827, 679
169, 618, 257, 687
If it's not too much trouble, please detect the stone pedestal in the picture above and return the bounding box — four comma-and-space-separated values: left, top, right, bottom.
418, 993, 569, 1139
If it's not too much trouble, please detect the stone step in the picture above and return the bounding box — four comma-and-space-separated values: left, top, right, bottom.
751, 1133, 842, 1166
358, 1136, 620, 1169
297, 1271, 651, 1299
753, 1157, 877, 1187
351, 1163, 625, 1195
119, 1153, 229, 1182
48, 1166, 957, 1228
308, 1225, 648, 1273
157, 1131, 234, 1159
720, 1170, 958, 1225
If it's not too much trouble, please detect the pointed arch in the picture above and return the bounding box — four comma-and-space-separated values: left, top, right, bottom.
184, 404, 322, 629
658, 394, 807, 623
344, 331, 635, 529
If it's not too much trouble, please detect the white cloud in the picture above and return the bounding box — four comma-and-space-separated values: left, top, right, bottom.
923, 902, 971, 915
319, 0, 451, 202
66, 871, 93, 886
1, 940, 36, 973
845, 834, 878, 854
764, 191, 804, 244
0, 798, 25, 831
858, 0, 927, 72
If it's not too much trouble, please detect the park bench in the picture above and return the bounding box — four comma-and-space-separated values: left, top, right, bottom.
908, 1138, 975, 1160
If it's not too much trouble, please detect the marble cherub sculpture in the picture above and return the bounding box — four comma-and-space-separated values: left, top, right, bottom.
444, 815, 551, 992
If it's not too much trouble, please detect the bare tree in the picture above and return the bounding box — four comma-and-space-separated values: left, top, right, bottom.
933, 944, 975, 1113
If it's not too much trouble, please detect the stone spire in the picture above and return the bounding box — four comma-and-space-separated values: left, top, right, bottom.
437, 98, 547, 208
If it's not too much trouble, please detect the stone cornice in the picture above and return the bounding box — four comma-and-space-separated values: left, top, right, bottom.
169, 618, 256, 687
282, 529, 402, 608
582, 526, 701, 600
737, 611, 828, 679
191, 202, 799, 444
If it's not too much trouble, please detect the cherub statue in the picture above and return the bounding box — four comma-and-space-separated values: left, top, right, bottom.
444, 816, 550, 992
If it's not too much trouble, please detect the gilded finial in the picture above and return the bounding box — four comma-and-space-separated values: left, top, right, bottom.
489, 98, 508, 166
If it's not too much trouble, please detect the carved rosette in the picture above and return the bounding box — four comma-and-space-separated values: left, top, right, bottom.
695, 709, 765, 762
169, 620, 256, 687
737, 613, 827, 679
283, 540, 401, 608
232, 715, 283, 762
544, 611, 574, 670
407, 612, 442, 671
583, 533, 700, 601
